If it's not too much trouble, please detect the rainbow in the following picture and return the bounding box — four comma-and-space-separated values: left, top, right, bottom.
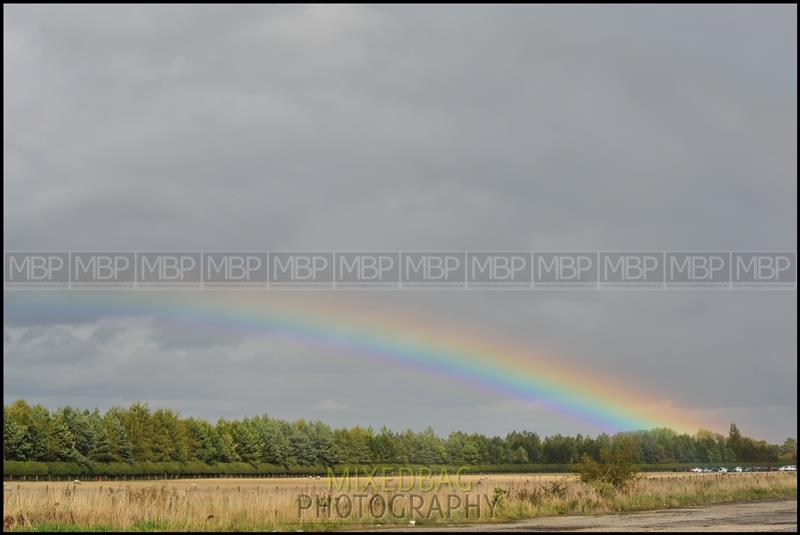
4, 291, 710, 433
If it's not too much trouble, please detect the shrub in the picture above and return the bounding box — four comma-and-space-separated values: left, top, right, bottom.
578, 442, 639, 491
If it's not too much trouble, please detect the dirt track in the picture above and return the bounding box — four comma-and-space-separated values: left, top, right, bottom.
374, 499, 798, 532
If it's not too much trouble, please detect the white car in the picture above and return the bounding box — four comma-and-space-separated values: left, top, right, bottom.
690, 467, 703, 473
733, 467, 743, 473
778, 465, 797, 472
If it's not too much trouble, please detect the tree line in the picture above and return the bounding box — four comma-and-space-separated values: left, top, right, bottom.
4, 400, 796, 469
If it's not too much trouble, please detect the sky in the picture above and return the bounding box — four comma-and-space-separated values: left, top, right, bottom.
3, 5, 797, 441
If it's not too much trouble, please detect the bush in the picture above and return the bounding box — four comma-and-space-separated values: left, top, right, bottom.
4, 460, 49, 478
578, 442, 639, 491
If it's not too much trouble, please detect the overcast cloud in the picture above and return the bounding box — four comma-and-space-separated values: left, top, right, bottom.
3, 5, 796, 440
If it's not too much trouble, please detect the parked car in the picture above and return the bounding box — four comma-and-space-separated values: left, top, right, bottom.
733, 466, 743, 472
690, 467, 703, 473
778, 465, 797, 472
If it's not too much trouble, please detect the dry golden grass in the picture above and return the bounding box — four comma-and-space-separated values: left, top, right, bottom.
3, 472, 796, 531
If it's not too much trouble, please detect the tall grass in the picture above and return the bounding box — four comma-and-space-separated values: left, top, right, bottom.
3, 473, 796, 532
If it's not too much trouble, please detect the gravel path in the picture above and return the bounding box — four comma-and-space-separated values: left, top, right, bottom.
372, 499, 797, 532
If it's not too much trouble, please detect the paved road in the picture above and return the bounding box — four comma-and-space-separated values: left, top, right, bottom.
373, 499, 797, 532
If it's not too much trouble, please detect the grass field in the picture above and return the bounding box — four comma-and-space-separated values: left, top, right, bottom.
3, 472, 796, 531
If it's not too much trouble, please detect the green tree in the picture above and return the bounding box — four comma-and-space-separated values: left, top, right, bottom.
46, 415, 78, 461
728, 423, 742, 460
511, 446, 529, 463
117, 403, 154, 461
105, 411, 135, 463
3, 411, 31, 460
90, 427, 116, 462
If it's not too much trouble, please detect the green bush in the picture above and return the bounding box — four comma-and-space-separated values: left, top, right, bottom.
7, 460, 745, 480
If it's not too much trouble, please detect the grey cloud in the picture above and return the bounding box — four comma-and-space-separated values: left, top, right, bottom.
150, 317, 245, 350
